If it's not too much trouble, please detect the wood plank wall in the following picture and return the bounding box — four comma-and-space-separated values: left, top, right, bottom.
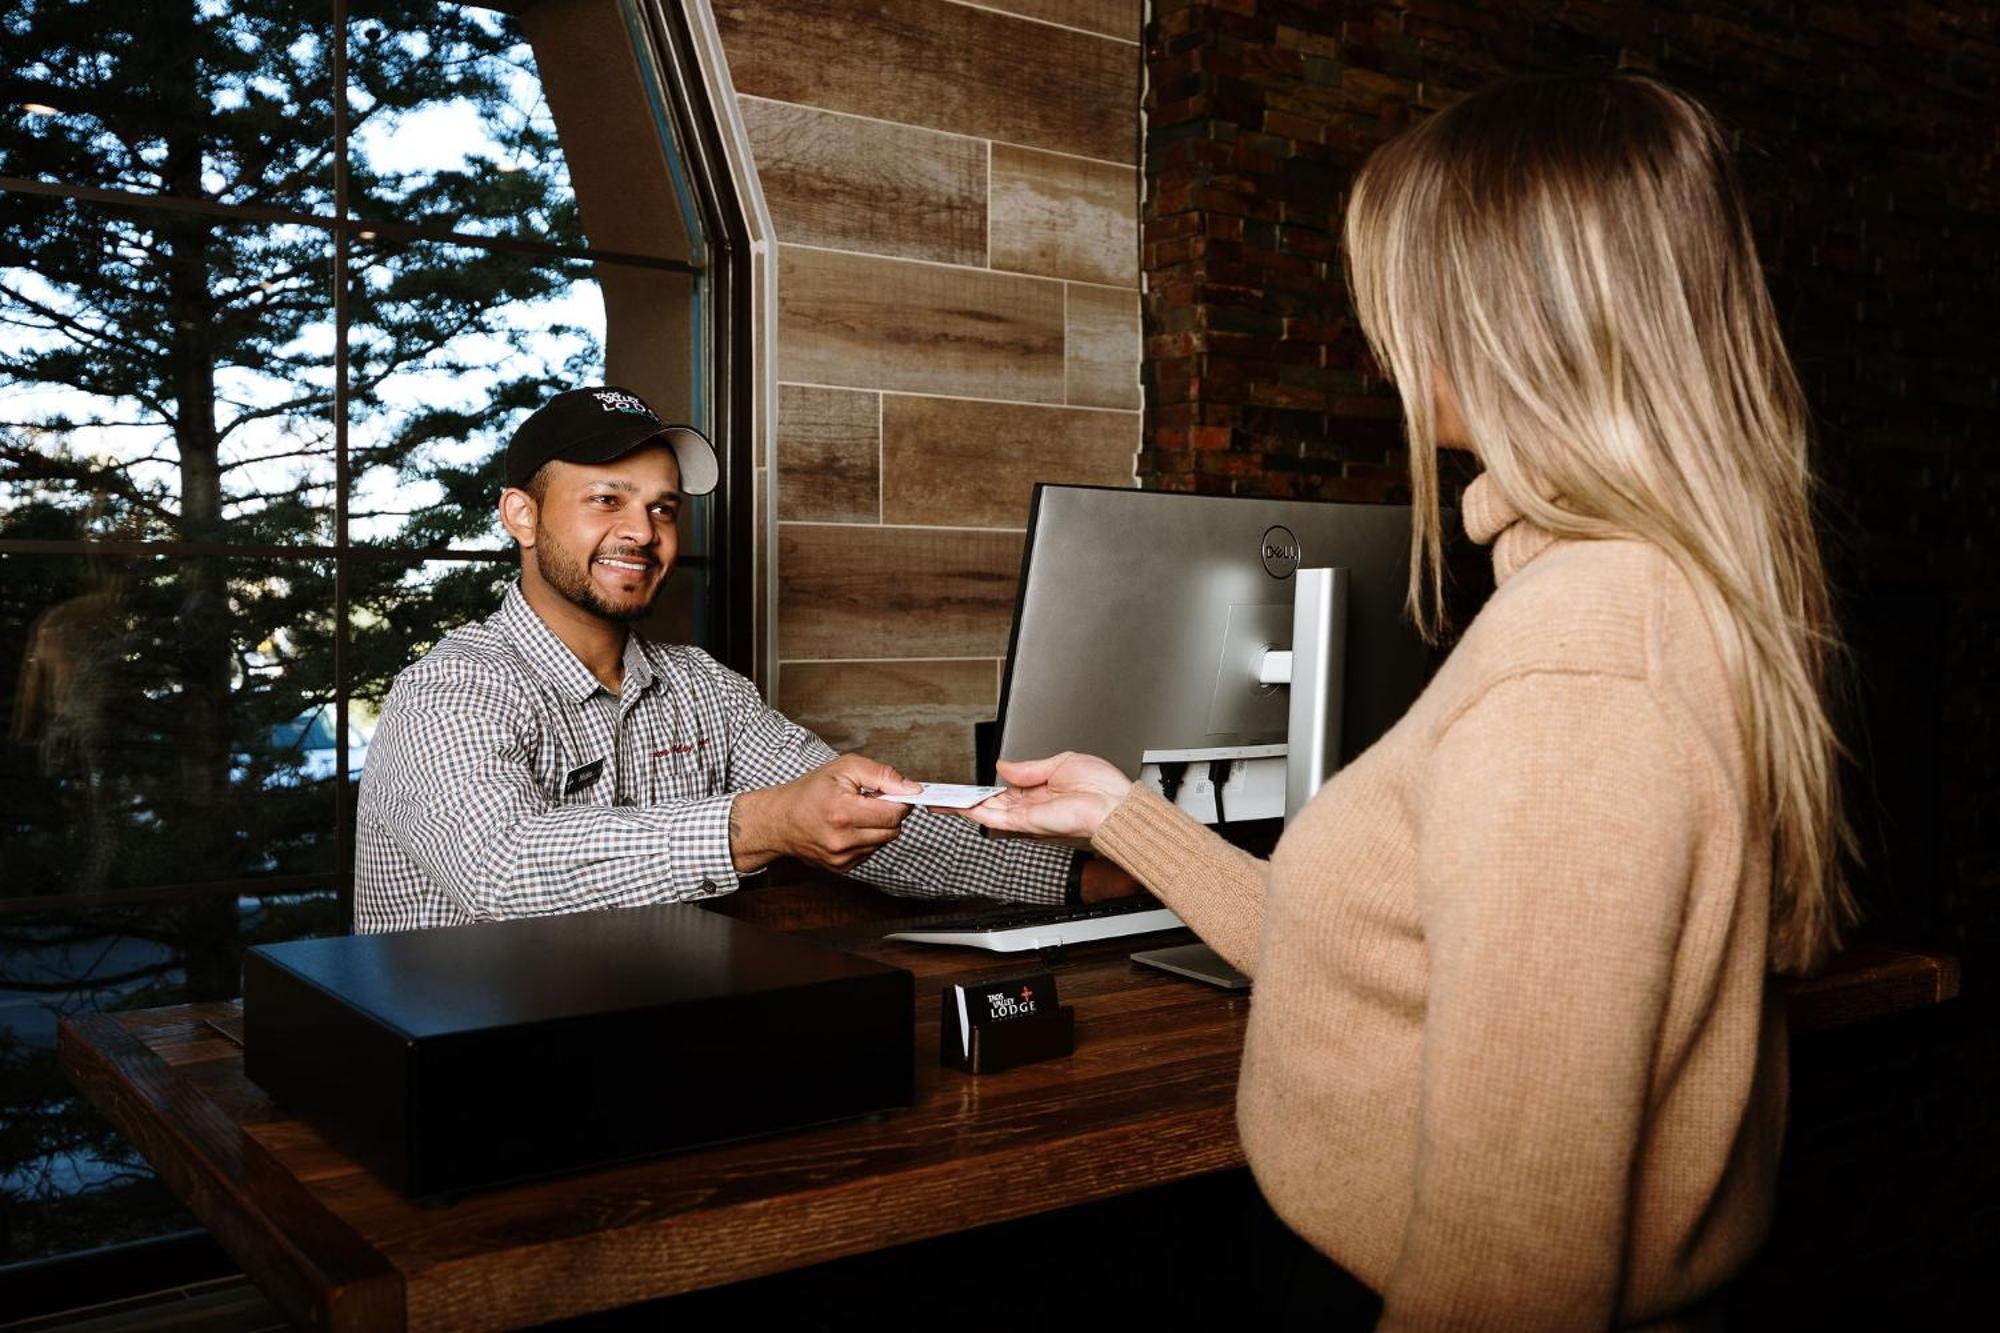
715, 0, 1144, 781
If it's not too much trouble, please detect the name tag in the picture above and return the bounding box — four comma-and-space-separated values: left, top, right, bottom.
563, 759, 606, 795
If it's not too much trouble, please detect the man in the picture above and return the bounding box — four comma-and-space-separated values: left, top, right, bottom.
355, 385, 1131, 931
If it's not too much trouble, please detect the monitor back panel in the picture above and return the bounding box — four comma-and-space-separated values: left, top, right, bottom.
997, 486, 1431, 778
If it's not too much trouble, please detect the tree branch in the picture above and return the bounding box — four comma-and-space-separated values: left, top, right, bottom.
0, 282, 166, 371
214, 393, 337, 447
216, 444, 335, 474
0, 442, 179, 525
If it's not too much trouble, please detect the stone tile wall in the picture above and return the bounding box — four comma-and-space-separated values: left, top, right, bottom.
715, 0, 1144, 781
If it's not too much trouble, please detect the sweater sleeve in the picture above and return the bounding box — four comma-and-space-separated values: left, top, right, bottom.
1091, 782, 1270, 974
1380, 671, 1697, 1331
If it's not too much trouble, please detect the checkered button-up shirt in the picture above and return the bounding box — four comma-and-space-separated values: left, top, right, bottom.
354, 583, 1071, 932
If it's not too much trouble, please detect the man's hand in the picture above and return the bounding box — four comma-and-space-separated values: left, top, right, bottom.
728, 754, 923, 874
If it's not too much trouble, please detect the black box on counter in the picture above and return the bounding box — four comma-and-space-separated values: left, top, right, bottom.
242, 904, 914, 1199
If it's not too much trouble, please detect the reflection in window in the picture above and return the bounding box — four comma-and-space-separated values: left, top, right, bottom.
2, 553, 341, 898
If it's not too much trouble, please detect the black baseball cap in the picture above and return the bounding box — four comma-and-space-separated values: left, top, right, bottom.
504, 386, 718, 495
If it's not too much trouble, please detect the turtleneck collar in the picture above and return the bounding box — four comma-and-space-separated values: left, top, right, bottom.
1460, 471, 1562, 585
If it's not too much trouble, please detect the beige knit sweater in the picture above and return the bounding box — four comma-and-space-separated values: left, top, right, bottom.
1092, 474, 1785, 1330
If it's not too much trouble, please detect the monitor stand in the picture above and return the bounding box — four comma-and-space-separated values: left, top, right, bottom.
1136, 566, 1349, 825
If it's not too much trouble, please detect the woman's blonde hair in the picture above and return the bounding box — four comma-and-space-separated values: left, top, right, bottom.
1344, 74, 1855, 974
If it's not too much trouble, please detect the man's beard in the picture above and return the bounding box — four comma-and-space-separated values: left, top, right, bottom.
534, 532, 659, 624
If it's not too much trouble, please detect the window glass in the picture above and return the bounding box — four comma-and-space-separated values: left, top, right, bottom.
0, 0, 736, 1275
0, 196, 337, 546
0, 544, 343, 1263
346, 2, 576, 246
345, 0, 696, 265
346, 557, 701, 709
345, 243, 703, 560
1, 553, 341, 899
0, 1, 334, 212
344, 237, 597, 551
347, 556, 517, 707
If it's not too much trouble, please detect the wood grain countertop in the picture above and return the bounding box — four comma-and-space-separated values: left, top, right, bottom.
56, 878, 1958, 1330
58, 895, 1244, 1331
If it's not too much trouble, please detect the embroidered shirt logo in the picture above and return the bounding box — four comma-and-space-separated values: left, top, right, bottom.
652, 738, 710, 757
591, 389, 656, 420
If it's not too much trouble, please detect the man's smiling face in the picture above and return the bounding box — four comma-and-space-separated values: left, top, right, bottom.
514, 443, 681, 625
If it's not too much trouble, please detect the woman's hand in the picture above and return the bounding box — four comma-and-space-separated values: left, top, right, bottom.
956, 752, 1133, 841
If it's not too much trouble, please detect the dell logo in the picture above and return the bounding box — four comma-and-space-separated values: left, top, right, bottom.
1260, 525, 1300, 579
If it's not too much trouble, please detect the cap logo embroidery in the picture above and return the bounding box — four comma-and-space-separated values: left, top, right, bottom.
591, 389, 656, 419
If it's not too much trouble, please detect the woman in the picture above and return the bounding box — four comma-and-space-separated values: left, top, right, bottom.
961, 75, 1853, 1329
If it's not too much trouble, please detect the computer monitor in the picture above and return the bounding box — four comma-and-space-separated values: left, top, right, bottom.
994, 485, 1433, 827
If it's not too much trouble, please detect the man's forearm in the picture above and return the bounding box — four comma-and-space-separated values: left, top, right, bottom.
1078, 854, 1142, 902
727, 786, 784, 873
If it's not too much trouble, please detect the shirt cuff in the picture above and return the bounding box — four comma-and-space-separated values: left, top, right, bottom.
668, 792, 742, 898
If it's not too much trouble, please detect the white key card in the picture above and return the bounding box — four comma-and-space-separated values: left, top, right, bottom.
871, 782, 1006, 809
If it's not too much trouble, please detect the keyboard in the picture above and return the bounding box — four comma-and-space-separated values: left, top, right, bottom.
881, 895, 1187, 953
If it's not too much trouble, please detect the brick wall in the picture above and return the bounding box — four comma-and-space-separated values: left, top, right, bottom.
1143, 0, 1420, 502
1140, 0, 1999, 1315
714, 0, 1145, 782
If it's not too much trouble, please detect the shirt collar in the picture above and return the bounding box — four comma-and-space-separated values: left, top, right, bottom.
496, 582, 659, 703
621, 626, 660, 695
1461, 471, 1562, 585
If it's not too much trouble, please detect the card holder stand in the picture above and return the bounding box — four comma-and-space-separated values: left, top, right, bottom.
939, 994, 1075, 1075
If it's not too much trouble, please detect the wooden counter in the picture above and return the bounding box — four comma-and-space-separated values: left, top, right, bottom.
56, 879, 1958, 1330
58, 902, 1244, 1331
